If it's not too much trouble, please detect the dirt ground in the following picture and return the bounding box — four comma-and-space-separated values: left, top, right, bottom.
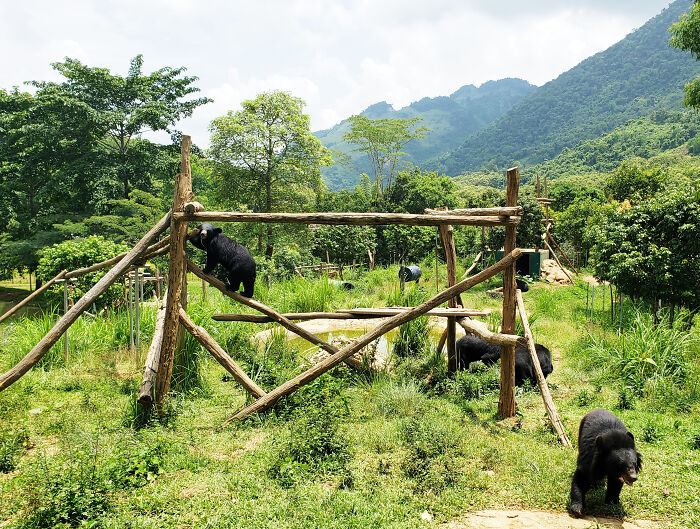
442, 509, 657, 529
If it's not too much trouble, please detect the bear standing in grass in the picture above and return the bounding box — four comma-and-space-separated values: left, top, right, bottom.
569, 408, 641, 517
190, 223, 256, 298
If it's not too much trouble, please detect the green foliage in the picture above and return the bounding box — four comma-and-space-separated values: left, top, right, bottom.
36, 236, 129, 307
311, 225, 376, 266
485, 195, 545, 250
384, 168, 459, 213
453, 363, 501, 400
555, 197, 602, 256
643, 420, 663, 444
589, 185, 700, 309
604, 161, 665, 202
108, 434, 167, 488
617, 387, 637, 410
670, 0, 700, 109
0, 428, 29, 473
209, 91, 332, 257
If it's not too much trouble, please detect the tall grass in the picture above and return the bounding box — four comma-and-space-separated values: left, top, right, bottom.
583, 311, 697, 397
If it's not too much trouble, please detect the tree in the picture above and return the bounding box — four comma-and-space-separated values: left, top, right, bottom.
33, 55, 210, 198
604, 161, 664, 202
209, 91, 332, 258
384, 168, 459, 213
343, 116, 428, 196
670, 1, 700, 109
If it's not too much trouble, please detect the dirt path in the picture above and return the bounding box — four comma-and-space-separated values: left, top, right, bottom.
443, 509, 657, 529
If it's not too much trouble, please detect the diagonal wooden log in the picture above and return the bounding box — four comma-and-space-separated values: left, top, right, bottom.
0, 211, 172, 391
185, 258, 364, 370
178, 307, 267, 398
138, 290, 168, 406
455, 317, 527, 348
0, 270, 67, 324
224, 248, 522, 424
516, 289, 572, 448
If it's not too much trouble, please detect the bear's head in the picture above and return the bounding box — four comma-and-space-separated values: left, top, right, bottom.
597, 430, 642, 486
190, 223, 222, 250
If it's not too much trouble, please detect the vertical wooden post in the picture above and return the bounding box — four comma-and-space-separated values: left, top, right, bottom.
63, 280, 69, 363
438, 218, 459, 374
135, 269, 141, 353
155, 135, 193, 411
498, 167, 519, 418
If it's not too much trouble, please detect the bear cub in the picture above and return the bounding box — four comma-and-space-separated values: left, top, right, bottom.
455, 335, 553, 386
190, 223, 256, 298
569, 408, 641, 517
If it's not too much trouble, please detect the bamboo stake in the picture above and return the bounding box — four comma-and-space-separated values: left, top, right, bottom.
225, 249, 522, 423
499, 167, 520, 418
0, 270, 67, 324
0, 210, 172, 391
138, 290, 168, 406
178, 307, 266, 398
156, 135, 193, 410
516, 290, 572, 447
177, 211, 521, 227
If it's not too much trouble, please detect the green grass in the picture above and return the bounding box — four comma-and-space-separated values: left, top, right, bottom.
0, 271, 698, 528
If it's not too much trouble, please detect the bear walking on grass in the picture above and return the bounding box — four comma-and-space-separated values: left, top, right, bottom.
455, 335, 553, 386
569, 408, 642, 517
190, 223, 257, 298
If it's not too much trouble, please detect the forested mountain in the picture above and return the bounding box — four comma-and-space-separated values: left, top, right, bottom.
315, 78, 536, 190
428, 0, 700, 175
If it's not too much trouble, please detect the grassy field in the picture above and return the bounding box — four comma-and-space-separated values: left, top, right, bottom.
0, 264, 698, 528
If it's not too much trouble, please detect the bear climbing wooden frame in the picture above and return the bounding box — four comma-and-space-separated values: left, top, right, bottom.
0, 135, 570, 445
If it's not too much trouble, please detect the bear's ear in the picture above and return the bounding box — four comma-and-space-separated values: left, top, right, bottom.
215, 228, 222, 235
627, 431, 635, 442
595, 434, 607, 451
635, 451, 642, 471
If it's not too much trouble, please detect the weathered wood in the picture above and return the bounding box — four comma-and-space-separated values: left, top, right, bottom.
185, 258, 364, 371
178, 307, 267, 398
177, 211, 521, 227
156, 135, 194, 410
0, 270, 67, 324
462, 252, 483, 278
438, 221, 459, 374
437, 326, 449, 355
183, 201, 205, 215
338, 307, 489, 317
546, 232, 578, 275
212, 307, 491, 322
455, 317, 527, 348
499, 167, 520, 418
225, 248, 523, 423
0, 211, 172, 391
516, 290, 572, 448
424, 207, 523, 217
138, 290, 168, 406
543, 238, 574, 285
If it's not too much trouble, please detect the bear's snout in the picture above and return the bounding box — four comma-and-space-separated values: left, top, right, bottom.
620, 470, 637, 485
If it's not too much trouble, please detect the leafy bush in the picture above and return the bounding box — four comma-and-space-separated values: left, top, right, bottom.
0, 428, 29, 473
108, 434, 167, 488
36, 235, 130, 308
453, 363, 501, 400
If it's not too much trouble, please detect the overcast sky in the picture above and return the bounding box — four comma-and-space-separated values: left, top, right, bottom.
0, 0, 679, 147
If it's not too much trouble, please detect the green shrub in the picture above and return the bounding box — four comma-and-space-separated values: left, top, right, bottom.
454, 363, 501, 400
642, 420, 663, 444
372, 379, 431, 418
575, 389, 595, 407
617, 387, 637, 410
108, 434, 167, 488
0, 428, 29, 473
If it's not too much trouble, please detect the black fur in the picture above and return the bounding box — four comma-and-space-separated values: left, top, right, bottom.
516, 278, 529, 292
190, 223, 257, 298
455, 335, 553, 386
569, 408, 642, 517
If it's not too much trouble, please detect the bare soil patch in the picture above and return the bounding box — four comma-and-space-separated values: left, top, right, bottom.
442, 509, 657, 529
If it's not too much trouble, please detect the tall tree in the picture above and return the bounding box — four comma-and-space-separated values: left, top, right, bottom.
33, 55, 211, 198
209, 91, 332, 258
343, 116, 427, 196
670, 0, 700, 109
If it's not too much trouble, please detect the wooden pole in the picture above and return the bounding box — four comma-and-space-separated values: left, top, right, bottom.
63, 280, 69, 363
0, 211, 172, 391
155, 135, 193, 411
135, 269, 141, 365
516, 290, 572, 447
543, 238, 574, 285
138, 290, 168, 406
546, 232, 578, 274
178, 307, 267, 398
438, 222, 459, 374
212, 308, 490, 322
225, 249, 523, 423
177, 211, 521, 227
456, 317, 526, 348
424, 207, 523, 217
499, 167, 520, 419
0, 270, 67, 324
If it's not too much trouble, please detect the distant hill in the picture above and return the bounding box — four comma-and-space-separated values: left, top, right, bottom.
315, 78, 536, 190
429, 0, 700, 176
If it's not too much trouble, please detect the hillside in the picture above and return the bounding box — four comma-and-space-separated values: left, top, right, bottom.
316, 78, 536, 190
430, 0, 700, 175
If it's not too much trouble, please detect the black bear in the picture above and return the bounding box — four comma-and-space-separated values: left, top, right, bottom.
455, 335, 553, 386
190, 223, 257, 298
516, 278, 529, 292
569, 408, 642, 517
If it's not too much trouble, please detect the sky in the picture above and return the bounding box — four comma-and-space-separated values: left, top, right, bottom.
0, 0, 680, 147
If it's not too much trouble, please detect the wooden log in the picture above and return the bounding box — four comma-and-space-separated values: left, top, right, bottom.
436, 326, 449, 355
546, 232, 578, 275
516, 290, 572, 447
455, 317, 526, 347
212, 308, 491, 322
183, 201, 205, 215
0, 269, 67, 324
178, 307, 267, 398
0, 211, 172, 391
225, 248, 523, 423
543, 238, 574, 285
138, 290, 168, 406
338, 308, 490, 317
438, 221, 459, 374
185, 258, 364, 371
499, 167, 519, 419
462, 252, 482, 278
156, 135, 194, 410
424, 207, 523, 217
176, 211, 521, 227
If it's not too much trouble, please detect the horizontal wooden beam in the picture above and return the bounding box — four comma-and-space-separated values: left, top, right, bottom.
212, 307, 491, 323
338, 308, 491, 317
424, 206, 523, 216
175, 211, 521, 227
